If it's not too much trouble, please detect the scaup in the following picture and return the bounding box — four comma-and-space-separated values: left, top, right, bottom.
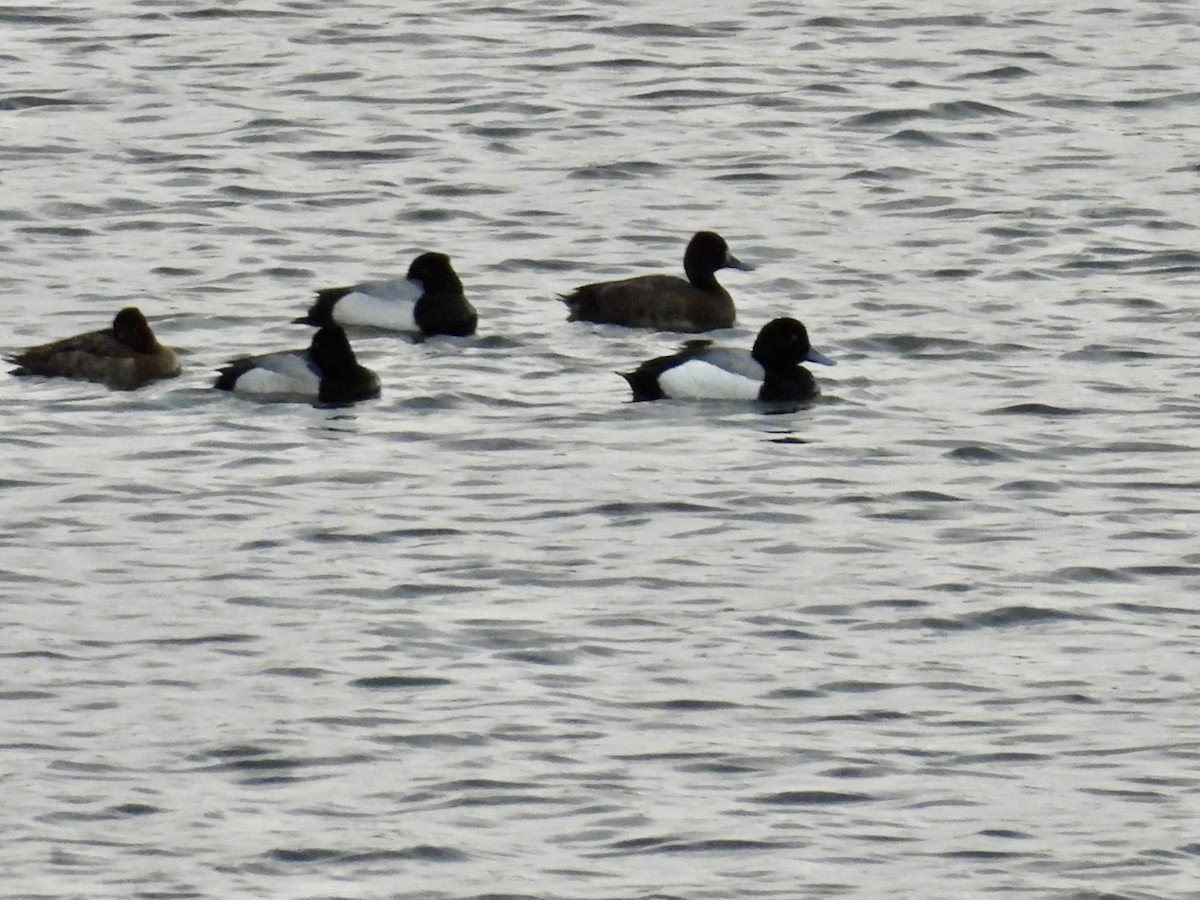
214, 323, 380, 404
8, 307, 180, 389
296, 252, 477, 337
621, 316, 834, 402
560, 231, 752, 332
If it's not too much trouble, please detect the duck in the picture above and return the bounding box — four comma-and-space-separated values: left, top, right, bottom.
295, 252, 477, 337
214, 323, 380, 404
560, 231, 753, 332
8, 306, 181, 389
621, 317, 835, 402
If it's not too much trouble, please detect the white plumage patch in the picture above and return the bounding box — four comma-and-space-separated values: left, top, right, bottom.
658, 359, 762, 400
332, 278, 422, 330
232, 354, 321, 396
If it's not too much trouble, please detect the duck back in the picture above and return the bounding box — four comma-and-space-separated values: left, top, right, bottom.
564, 275, 734, 332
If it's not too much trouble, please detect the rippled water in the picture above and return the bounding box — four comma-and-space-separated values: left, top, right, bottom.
3, 2, 1199, 898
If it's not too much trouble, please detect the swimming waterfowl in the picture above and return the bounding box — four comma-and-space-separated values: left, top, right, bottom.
560, 231, 753, 332
214, 323, 380, 405
296, 252, 477, 337
8, 307, 180, 389
621, 317, 835, 402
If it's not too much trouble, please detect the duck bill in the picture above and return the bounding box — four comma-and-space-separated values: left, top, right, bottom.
805, 346, 836, 366
724, 252, 755, 272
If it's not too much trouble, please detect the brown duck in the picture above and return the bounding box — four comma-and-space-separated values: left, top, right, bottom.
9, 307, 181, 389
560, 231, 753, 332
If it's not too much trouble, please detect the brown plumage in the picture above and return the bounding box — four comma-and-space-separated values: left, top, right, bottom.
560, 231, 753, 332
9, 307, 181, 390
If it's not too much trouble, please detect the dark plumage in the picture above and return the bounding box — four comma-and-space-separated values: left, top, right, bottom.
621, 317, 835, 402
8, 307, 180, 389
296, 252, 477, 337
560, 231, 753, 332
215, 324, 380, 405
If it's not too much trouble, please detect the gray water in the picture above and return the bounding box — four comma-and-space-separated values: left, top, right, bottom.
2, 2, 1199, 898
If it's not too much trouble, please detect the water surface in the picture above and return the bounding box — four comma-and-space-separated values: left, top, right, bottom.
2, 2, 1198, 898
